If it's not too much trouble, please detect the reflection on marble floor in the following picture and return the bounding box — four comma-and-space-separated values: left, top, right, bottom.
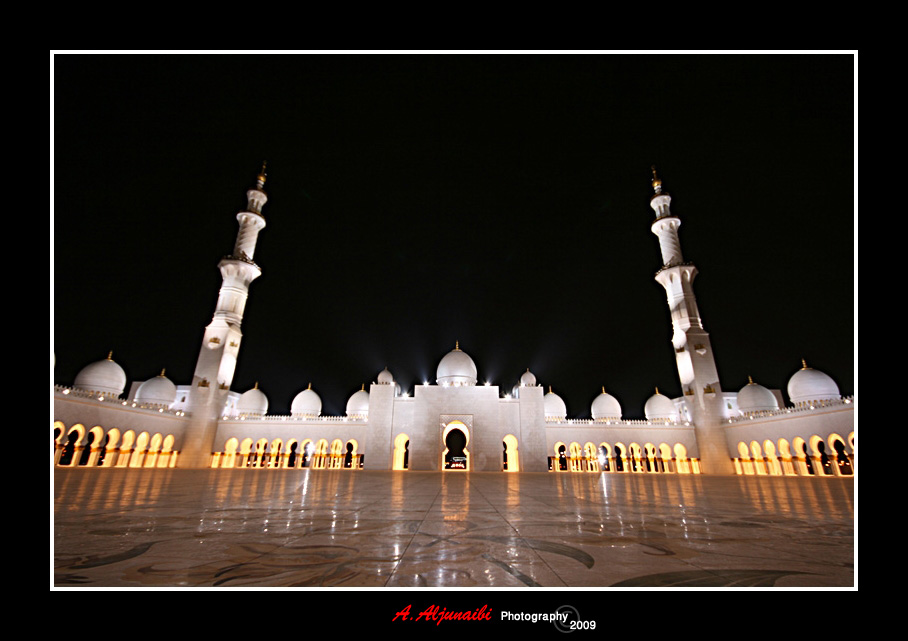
54, 469, 854, 588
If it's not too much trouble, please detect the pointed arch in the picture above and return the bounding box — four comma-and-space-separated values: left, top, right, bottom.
130, 432, 150, 467
628, 443, 643, 472
598, 443, 612, 472
392, 433, 410, 470
763, 439, 782, 475
503, 434, 520, 472
442, 421, 470, 471
269, 438, 284, 468
144, 433, 164, 468
117, 431, 136, 468
553, 441, 568, 472
674, 443, 691, 474
222, 437, 239, 468
750, 440, 766, 475
314, 439, 329, 469
569, 442, 582, 472
659, 443, 674, 473
583, 442, 598, 472
828, 433, 853, 476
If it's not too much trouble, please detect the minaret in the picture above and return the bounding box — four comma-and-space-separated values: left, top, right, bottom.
649, 167, 732, 474
180, 164, 268, 467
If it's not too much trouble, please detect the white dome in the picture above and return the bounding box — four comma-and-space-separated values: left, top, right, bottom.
135, 370, 176, 407
346, 386, 370, 417
519, 368, 537, 387
591, 387, 622, 420
377, 367, 394, 385
74, 352, 127, 396
544, 387, 567, 419
237, 383, 269, 416
737, 377, 779, 414
787, 360, 840, 404
291, 384, 322, 417
436, 343, 477, 387
644, 388, 678, 422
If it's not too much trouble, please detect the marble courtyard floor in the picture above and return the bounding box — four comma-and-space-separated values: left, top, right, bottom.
53, 468, 855, 588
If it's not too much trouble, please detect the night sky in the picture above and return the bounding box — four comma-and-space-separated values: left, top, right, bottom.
52, 53, 855, 419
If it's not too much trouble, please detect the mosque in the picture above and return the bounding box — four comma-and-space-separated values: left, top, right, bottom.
52, 167, 855, 478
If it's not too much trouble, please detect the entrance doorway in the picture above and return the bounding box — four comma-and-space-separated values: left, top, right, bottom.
442, 420, 469, 470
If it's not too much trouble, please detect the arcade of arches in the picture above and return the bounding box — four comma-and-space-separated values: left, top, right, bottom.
53, 422, 178, 469
53, 421, 855, 477
734, 433, 855, 477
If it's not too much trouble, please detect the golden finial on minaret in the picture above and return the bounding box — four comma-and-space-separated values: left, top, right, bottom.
602, 386, 606, 394
801, 359, 809, 370
748, 376, 754, 384
455, 341, 460, 351
361, 383, 365, 391
106, 351, 113, 360
307, 382, 312, 390
253, 381, 259, 390
655, 386, 660, 395
257, 161, 267, 188
548, 385, 553, 394
651, 165, 662, 190
160, 368, 166, 377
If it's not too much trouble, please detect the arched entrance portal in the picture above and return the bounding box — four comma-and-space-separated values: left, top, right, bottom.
503, 434, 519, 472
442, 420, 470, 470
392, 433, 409, 470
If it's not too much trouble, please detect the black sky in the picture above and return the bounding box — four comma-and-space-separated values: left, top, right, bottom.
51, 53, 855, 418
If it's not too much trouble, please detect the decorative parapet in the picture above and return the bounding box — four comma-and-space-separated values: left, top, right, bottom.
222, 253, 260, 268
725, 396, 854, 425
54, 385, 191, 417
219, 413, 368, 424
654, 261, 695, 277
545, 417, 692, 428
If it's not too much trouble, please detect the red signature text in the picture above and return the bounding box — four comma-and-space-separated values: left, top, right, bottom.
393, 604, 492, 625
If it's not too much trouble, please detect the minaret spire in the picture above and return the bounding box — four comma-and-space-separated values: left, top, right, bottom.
181, 166, 270, 468
648, 169, 731, 474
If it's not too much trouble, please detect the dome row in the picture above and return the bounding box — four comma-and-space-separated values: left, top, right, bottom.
68, 351, 841, 419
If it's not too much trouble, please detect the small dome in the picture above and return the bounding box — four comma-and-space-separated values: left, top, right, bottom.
737, 377, 779, 414
436, 342, 477, 387
591, 387, 622, 420
544, 386, 567, 419
346, 385, 370, 417
74, 351, 127, 396
788, 360, 840, 404
377, 367, 394, 385
291, 384, 322, 417
519, 368, 537, 387
135, 370, 177, 407
237, 382, 269, 416
644, 388, 678, 422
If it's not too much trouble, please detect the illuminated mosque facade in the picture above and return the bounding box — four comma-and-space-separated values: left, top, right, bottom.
53, 167, 856, 478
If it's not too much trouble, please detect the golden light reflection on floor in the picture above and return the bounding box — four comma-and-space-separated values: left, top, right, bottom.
54, 469, 854, 588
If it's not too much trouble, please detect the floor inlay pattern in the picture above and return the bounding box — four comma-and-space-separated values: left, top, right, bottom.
53, 469, 855, 588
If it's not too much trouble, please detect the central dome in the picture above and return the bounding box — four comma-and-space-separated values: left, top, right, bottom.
436, 342, 477, 387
